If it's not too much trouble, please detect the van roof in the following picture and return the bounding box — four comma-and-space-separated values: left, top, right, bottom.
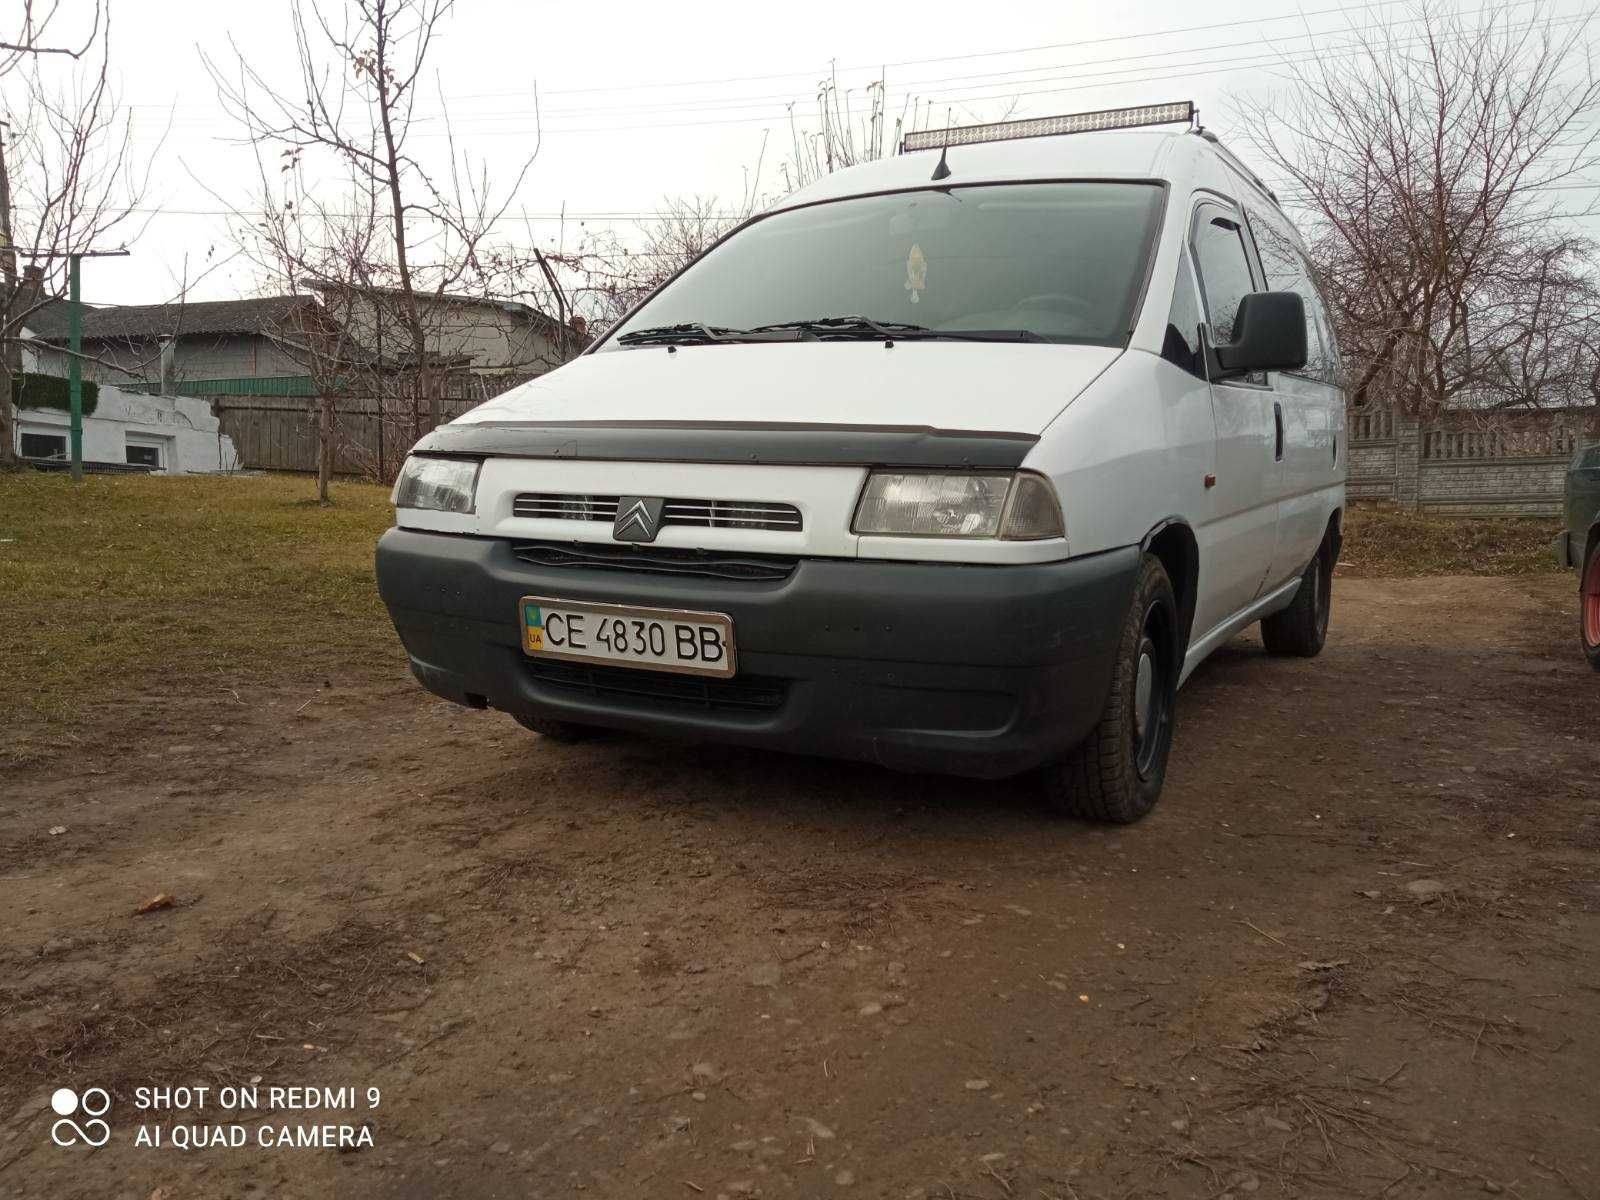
770, 128, 1277, 215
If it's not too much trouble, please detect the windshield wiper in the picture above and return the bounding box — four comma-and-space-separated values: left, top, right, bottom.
748, 316, 1048, 343
616, 322, 750, 346
616, 322, 811, 347
918, 328, 1050, 343
620, 317, 1049, 347
749, 315, 929, 339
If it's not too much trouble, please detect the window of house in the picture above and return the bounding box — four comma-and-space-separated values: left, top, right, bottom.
1190, 206, 1258, 346
1160, 250, 1206, 379
20, 431, 67, 460
125, 436, 166, 470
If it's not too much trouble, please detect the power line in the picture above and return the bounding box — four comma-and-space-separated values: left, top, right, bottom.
424, 0, 1439, 98
129, 0, 1434, 117
144, 0, 1568, 130
132, 7, 1589, 142
142, 0, 1543, 124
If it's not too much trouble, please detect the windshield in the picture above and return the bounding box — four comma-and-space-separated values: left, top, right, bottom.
604, 182, 1165, 349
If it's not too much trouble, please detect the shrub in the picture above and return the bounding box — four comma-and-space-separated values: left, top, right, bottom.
10, 372, 99, 416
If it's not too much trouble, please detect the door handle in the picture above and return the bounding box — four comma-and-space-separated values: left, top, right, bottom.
1273, 401, 1284, 462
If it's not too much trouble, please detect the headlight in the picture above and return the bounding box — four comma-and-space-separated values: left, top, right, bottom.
391, 455, 480, 513
852, 471, 1064, 540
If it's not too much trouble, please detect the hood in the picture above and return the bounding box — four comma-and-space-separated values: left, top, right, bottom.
459, 341, 1120, 436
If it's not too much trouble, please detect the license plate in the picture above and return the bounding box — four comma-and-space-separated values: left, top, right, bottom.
519, 596, 737, 678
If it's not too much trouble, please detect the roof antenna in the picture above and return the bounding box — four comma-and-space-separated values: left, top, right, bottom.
930, 143, 951, 181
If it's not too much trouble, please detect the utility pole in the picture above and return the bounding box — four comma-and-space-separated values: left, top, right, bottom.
0, 121, 15, 470
67, 254, 81, 479
63, 248, 129, 481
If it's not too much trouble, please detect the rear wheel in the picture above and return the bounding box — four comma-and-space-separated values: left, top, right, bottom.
513, 713, 599, 743
1040, 554, 1178, 824
1581, 536, 1600, 671
1261, 531, 1334, 657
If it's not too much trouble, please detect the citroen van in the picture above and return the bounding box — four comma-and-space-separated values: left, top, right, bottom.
376, 102, 1346, 823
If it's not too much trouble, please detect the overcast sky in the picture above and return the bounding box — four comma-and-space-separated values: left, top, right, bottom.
19, 0, 1600, 307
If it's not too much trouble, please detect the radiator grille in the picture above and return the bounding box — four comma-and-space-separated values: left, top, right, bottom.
513, 492, 802, 532
525, 658, 787, 714
511, 541, 796, 582
513, 494, 619, 521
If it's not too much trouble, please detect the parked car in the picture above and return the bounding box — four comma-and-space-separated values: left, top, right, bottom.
376, 102, 1347, 823
1555, 443, 1600, 669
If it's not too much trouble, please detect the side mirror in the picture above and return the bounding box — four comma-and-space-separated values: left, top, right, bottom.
1212, 291, 1307, 376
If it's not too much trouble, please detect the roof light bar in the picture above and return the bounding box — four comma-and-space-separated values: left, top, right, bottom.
901, 101, 1195, 154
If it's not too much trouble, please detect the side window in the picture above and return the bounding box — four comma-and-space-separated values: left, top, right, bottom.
1243, 201, 1339, 386
1190, 205, 1257, 345
1160, 250, 1205, 379
1300, 283, 1338, 385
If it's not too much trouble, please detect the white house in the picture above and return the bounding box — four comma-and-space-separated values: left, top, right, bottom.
12, 294, 241, 473
12, 384, 240, 474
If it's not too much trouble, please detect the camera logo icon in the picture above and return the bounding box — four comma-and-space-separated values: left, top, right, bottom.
50, 1087, 111, 1148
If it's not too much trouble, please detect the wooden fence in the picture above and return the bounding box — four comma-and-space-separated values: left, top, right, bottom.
215, 396, 481, 481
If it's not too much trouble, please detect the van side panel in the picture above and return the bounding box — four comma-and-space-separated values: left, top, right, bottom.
1266, 372, 1342, 589
1231, 183, 1347, 587
1031, 349, 1215, 582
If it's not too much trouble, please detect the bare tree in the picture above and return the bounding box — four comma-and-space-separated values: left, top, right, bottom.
1465, 234, 1600, 411
573, 70, 943, 331
239, 148, 389, 501
778, 65, 942, 193
576, 194, 755, 331
1238, 2, 1600, 416
0, 6, 153, 470
572, 64, 1004, 333
1, 1, 102, 70
207, 0, 540, 437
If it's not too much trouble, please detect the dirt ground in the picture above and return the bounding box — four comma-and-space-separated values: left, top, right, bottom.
2, 571, 1597, 1200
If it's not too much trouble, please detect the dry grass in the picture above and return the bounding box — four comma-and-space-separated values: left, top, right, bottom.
1340, 503, 1564, 577
0, 474, 1566, 761
0, 471, 396, 763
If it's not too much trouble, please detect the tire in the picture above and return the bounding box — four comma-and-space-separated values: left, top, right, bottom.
513, 713, 599, 743
1261, 532, 1333, 657
1581, 535, 1600, 672
1040, 554, 1179, 824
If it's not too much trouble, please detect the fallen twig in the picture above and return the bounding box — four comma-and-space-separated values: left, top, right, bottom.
1240, 920, 1287, 947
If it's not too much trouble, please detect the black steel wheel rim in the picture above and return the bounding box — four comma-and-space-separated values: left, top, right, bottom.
1133, 600, 1174, 780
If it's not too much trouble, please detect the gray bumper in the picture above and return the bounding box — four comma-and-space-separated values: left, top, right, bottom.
375, 530, 1139, 779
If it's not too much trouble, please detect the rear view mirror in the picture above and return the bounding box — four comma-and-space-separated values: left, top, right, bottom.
1212, 291, 1307, 376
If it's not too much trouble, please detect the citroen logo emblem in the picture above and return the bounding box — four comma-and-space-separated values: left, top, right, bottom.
613, 496, 664, 543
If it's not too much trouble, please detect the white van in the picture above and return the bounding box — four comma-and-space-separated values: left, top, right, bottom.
378, 102, 1345, 823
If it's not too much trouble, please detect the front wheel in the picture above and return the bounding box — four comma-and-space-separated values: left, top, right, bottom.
1581, 536, 1600, 672
1040, 554, 1178, 824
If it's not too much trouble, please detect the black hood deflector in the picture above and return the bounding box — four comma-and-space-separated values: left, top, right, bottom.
413, 420, 1039, 470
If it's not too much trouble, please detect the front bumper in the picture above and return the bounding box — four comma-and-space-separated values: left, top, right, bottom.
376, 530, 1139, 779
